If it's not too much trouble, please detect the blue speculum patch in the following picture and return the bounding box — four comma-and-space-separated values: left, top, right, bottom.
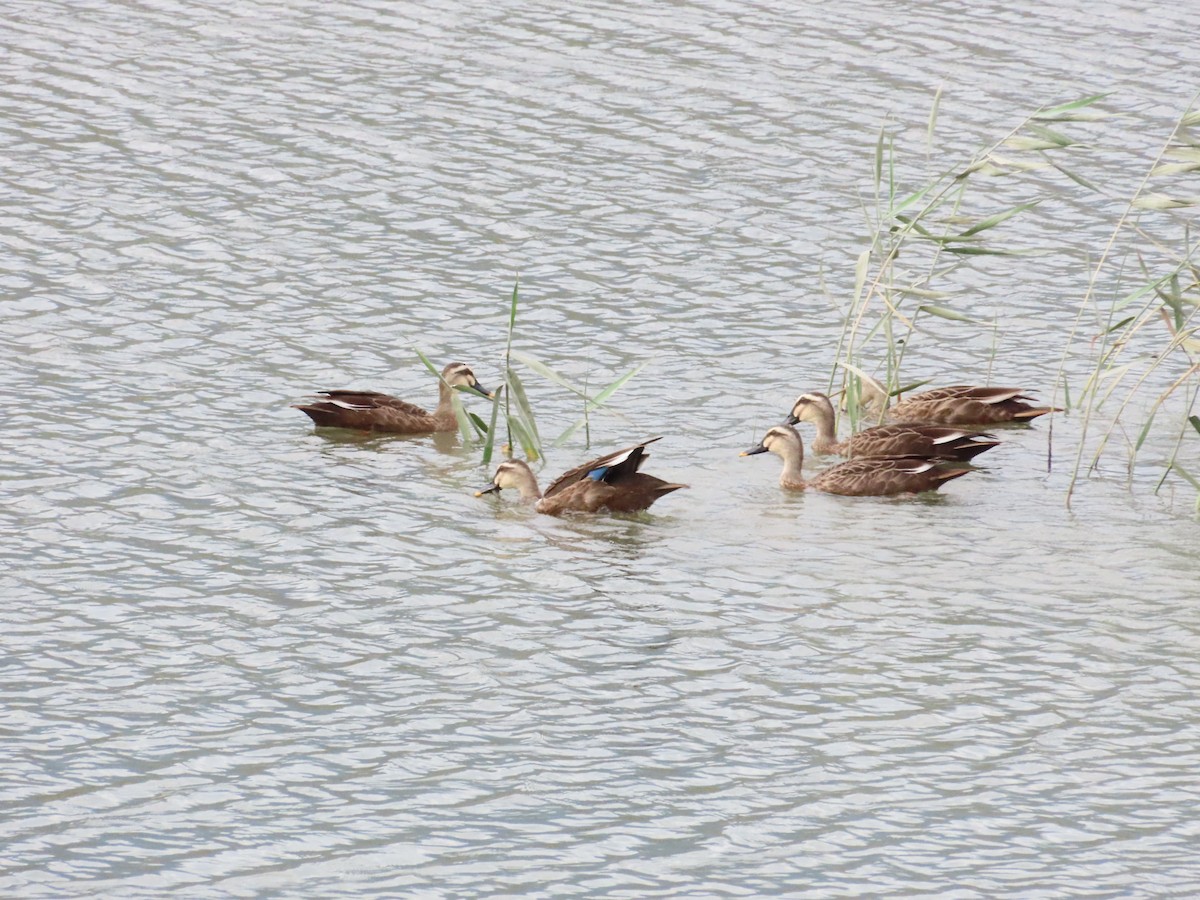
588, 467, 610, 481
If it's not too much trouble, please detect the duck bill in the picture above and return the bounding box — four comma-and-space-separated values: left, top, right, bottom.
474, 484, 501, 497
784, 413, 800, 425
740, 444, 768, 457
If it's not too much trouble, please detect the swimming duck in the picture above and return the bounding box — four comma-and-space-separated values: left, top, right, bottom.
856, 375, 1057, 425
787, 391, 999, 460
476, 437, 687, 515
741, 424, 973, 496
294, 362, 491, 433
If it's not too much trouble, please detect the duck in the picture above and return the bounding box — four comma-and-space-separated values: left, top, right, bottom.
786, 391, 1000, 460
741, 424, 974, 496
855, 374, 1058, 425
294, 362, 491, 433
475, 437, 687, 515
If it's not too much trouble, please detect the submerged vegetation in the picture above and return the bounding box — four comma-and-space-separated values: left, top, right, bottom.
831, 89, 1200, 508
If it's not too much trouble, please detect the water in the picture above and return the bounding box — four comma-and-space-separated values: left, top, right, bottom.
3, 0, 1200, 896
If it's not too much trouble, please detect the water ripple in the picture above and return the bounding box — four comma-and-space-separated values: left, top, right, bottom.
4, 0, 1200, 896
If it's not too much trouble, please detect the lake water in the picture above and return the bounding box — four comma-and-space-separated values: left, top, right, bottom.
3, 0, 1200, 896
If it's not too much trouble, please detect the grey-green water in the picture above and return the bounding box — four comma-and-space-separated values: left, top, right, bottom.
3, 1, 1200, 896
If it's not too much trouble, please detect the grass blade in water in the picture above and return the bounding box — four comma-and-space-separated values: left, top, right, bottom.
506, 367, 541, 460
552, 364, 644, 447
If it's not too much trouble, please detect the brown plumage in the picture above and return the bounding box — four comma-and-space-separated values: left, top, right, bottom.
786, 391, 999, 460
294, 362, 490, 433
475, 437, 687, 515
741, 425, 973, 496
858, 375, 1058, 425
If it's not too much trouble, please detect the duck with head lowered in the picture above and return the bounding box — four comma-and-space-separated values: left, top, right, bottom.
476, 437, 687, 515
294, 361, 491, 433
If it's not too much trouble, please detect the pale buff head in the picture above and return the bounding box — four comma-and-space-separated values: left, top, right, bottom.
441, 362, 491, 398
475, 459, 540, 501
787, 391, 835, 425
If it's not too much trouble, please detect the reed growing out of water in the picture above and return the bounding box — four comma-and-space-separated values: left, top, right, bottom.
833, 90, 1199, 507
1060, 96, 1200, 506
834, 92, 1109, 430
423, 279, 642, 467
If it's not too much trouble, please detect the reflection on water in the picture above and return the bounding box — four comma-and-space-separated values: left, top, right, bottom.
4, 0, 1200, 895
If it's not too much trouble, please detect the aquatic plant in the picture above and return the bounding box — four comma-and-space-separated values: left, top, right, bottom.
422, 280, 642, 467
1058, 97, 1200, 507
835, 92, 1109, 430
836, 90, 1199, 507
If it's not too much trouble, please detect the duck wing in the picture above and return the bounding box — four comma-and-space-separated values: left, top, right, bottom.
538, 472, 686, 515
843, 424, 999, 460
314, 390, 431, 417
891, 386, 1055, 424
810, 456, 973, 496
294, 390, 442, 432
543, 437, 663, 498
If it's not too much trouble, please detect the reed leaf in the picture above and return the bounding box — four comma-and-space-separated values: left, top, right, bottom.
957, 157, 992, 178
978, 154, 1051, 172
1026, 123, 1076, 147
927, 84, 942, 150
887, 183, 935, 218
1114, 277, 1170, 311
1151, 161, 1200, 176
449, 391, 477, 446
1171, 461, 1200, 491
853, 249, 871, 302
839, 361, 893, 394
1004, 136, 1067, 152
480, 387, 503, 466
888, 133, 897, 207
506, 366, 541, 460
1104, 315, 1136, 334
874, 125, 885, 193
1132, 193, 1199, 210
508, 416, 539, 459
944, 245, 1034, 257
918, 304, 978, 323
1190, 414, 1200, 436
1033, 91, 1111, 118
1134, 409, 1156, 451
897, 286, 953, 299
415, 346, 481, 444
507, 279, 519, 332
1034, 109, 1111, 123
552, 364, 644, 447
413, 347, 441, 380
977, 162, 1021, 177
509, 350, 587, 398
956, 199, 1041, 237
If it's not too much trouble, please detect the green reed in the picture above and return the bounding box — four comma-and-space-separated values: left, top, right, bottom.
837, 89, 1200, 506
412, 347, 491, 445
1058, 95, 1200, 505
835, 92, 1109, 426
472, 279, 643, 467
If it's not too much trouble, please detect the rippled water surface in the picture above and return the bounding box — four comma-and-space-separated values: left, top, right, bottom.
4, 0, 1200, 896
